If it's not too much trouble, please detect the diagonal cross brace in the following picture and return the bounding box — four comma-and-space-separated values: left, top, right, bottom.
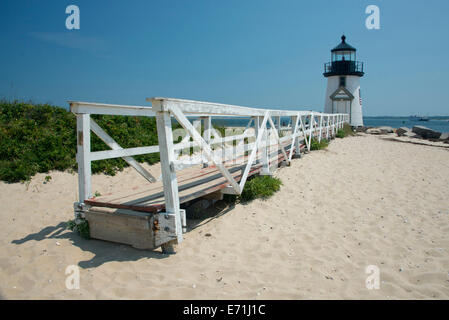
238, 111, 270, 191
299, 115, 309, 151
90, 119, 157, 183
288, 114, 300, 161
168, 104, 241, 194
266, 115, 289, 165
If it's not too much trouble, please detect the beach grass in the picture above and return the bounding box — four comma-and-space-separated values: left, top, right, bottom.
336, 123, 355, 138
310, 137, 329, 150
240, 175, 283, 202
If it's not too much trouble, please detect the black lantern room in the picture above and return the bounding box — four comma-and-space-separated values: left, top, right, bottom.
323, 35, 364, 77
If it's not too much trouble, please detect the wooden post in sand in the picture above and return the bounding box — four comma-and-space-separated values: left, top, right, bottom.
76, 114, 91, 204
154, 105, 183, 254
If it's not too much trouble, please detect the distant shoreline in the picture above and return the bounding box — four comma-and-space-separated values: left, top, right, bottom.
212, 116, 449, 132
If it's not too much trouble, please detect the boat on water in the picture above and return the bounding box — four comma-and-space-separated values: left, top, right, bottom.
410, 115, 429, 121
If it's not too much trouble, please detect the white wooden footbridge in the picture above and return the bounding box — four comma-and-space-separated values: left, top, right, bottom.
70, 97, 348, 252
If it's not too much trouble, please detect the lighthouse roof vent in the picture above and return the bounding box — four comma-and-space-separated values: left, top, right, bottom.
331, 35, 356, 52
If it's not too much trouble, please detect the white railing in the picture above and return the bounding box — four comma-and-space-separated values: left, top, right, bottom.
70, 97, 348, 247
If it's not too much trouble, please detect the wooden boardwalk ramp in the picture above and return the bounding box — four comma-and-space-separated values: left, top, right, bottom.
70, 97, 347, 252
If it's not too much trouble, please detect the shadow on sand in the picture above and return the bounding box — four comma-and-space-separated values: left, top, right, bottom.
11, 200, 236, 269
11, 221, 167, 268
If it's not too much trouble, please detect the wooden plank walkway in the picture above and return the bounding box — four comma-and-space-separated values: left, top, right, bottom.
85, 143, 303, 213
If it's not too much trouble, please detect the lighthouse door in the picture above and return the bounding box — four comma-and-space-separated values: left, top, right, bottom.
335, 100, 349, 114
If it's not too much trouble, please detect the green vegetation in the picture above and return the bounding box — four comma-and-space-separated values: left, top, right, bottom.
309, 137, 329, 150
0, 101, 162, 183
336, 123, 355, 138
336, 130, 346, 138
240, 175, 283, 202
66, 218, 90, 239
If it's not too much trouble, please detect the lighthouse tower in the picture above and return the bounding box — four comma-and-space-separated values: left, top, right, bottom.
323, 35, 364, 127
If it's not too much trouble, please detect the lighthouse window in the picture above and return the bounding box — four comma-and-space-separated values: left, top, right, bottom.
339, 77, 346, 87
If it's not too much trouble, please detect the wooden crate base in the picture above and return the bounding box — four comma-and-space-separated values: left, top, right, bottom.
85, 208, 157, 250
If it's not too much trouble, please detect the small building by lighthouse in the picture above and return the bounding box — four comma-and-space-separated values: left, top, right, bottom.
323, 35, 364, 127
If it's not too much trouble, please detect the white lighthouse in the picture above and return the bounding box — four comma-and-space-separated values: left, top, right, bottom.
323, 35, 364, 127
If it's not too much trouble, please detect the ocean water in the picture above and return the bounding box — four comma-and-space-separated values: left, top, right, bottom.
364, 117, 449, 133
211, 116, 449, 133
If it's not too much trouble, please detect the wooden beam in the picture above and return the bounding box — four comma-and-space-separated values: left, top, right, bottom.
76, 114, 91, 203
155, 109, 183, 245
149, 97, 318, 118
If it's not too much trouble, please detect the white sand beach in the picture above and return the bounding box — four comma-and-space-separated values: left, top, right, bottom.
1, 133, 448, 299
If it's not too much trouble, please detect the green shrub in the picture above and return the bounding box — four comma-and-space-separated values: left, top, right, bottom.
0, 101, 163, 183
309, 137, 329, 150
66, 218, 90, 239
240, 175, 282, 202
336, 129, 346, 138
336, 123, 355, 138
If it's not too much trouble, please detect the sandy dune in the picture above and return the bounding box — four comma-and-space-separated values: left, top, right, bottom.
1, 133, 448, 299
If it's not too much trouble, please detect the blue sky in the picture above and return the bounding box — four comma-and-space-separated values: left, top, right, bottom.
1, 0, 448, 116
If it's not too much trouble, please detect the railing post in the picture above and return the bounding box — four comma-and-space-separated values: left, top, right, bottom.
334, 114, 338, 136
76, 113, 91, 205
200, 117, 211, 168
259, 115, 270, 175
333, 115, 336, 136
291, 115, 300, 158
276, 115, 281, 135
308, 113, 313, 150
318, 115, 323, 143
155, 109, 183, 251
253, 116, 260, 164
